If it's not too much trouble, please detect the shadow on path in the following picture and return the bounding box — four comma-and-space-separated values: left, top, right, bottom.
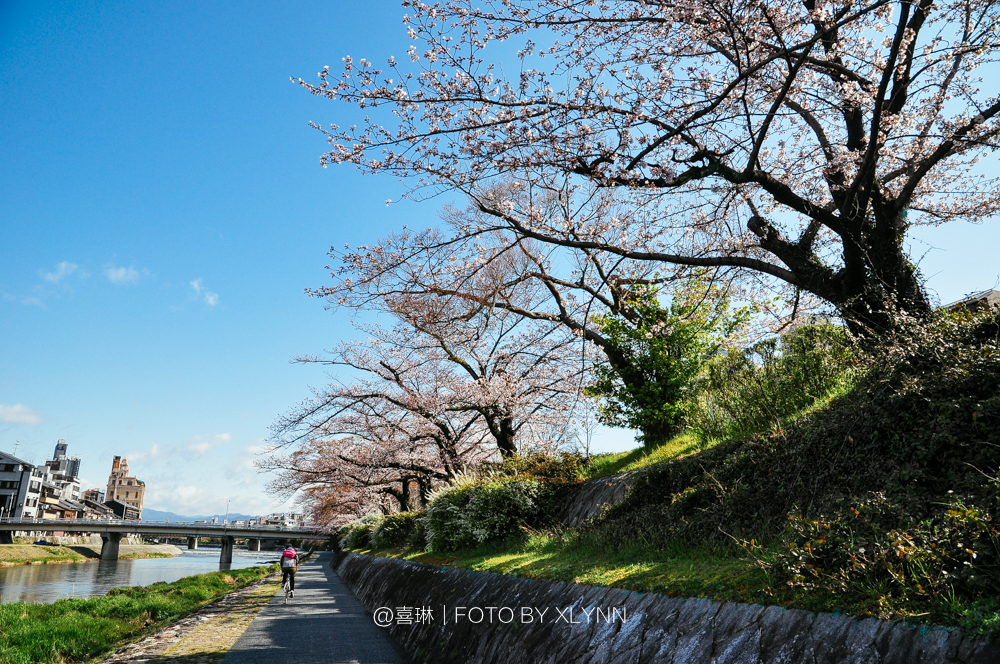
221, 551, 410, 664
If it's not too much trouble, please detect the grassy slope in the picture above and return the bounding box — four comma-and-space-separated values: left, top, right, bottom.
0, 565, 277, 664
365, 503, 999, 637
359, 371, 1000, 635
353, 314, 1000, 636
581, 434, 701, 480
579, 382, 852, 481
392, 533, 997, 634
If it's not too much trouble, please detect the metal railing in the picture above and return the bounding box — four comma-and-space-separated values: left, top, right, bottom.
0, 516, 325, 535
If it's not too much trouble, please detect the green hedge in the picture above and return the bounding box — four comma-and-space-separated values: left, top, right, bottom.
424, 475, 561, 551
371, 511, 425, 550
339, 513, 384, 550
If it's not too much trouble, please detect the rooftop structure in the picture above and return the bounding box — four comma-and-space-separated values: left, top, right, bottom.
943, 289, 1000, 312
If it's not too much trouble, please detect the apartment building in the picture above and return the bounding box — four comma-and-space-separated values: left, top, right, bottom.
0, 450, 43, 519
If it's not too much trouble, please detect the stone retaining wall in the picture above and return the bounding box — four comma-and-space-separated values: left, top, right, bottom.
336, 553, 999, 664
559, 468, 646, 527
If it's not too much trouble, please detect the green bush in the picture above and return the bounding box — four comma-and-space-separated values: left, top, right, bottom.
371, 511, 424, 550
424, 475, 557, 551
584, 282, 747, 447
339, 514, 384, 550
686, 323, 854, 443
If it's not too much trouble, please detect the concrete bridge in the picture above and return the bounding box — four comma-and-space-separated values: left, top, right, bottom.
0, 517, 328, 564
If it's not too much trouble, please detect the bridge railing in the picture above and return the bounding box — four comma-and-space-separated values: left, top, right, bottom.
0, 516, 325, 535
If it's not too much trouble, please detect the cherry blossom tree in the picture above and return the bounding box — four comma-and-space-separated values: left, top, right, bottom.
299, 0, 1000, 332
318, 186, 755, 444
263, 331, 484, 520
265, 293, 585, 522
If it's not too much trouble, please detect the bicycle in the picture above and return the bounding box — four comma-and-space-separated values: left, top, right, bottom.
282, 577, 292, 604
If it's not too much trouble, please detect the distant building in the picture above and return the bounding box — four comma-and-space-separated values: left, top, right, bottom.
44, 440, 82, 502
0, 450, 44, 519
29, 439, 88, 519
49, 439, 82, 479
260, 512, 307, 529
82, 488, 105, 503
81, 496, 115, 519
105, 456, 145, 519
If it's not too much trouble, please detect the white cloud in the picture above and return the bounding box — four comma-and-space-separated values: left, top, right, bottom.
125, 436, 291, 515
230, 444, 269, 473
105, 266, 140, 284
189, 278, 219, 306
40, 261, 79, 283
141, 477, 287, 515
3, 290, 44, 308
188, 432, 232, 456
0, 403, 42, 425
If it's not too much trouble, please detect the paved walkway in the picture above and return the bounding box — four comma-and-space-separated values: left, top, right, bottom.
220, 552, 410, 664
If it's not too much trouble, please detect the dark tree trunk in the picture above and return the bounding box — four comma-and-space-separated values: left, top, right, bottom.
482, 408, 519, 458
835, 224, 931, 336
755, 206, 932, 337
496, 415, 518, 458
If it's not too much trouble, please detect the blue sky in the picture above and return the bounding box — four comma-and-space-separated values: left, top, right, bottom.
2, 1, 998, 516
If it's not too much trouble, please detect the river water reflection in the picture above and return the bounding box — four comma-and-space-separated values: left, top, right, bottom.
0, 549, 277, 604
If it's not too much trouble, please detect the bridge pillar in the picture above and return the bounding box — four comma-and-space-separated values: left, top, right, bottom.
187, 537, 198, 550
247, 538, 261, 551
0, 531, 13, 545
100, 532, 122, 561
220, 536, 234, 565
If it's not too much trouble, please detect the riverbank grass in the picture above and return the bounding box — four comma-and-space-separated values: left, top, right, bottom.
0, 545, 84, 566
0, 564, 276, 664
0, 544, 179, 567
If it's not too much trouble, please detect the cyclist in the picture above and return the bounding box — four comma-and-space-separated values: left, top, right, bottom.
280, 545, 299, 597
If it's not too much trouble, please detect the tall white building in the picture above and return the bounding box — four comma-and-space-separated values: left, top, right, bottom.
0, 450, 43, 519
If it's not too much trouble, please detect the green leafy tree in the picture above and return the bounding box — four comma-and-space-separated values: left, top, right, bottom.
585, 284, 747, 447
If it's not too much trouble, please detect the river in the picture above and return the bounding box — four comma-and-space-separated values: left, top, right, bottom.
0, 549, 277, 604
